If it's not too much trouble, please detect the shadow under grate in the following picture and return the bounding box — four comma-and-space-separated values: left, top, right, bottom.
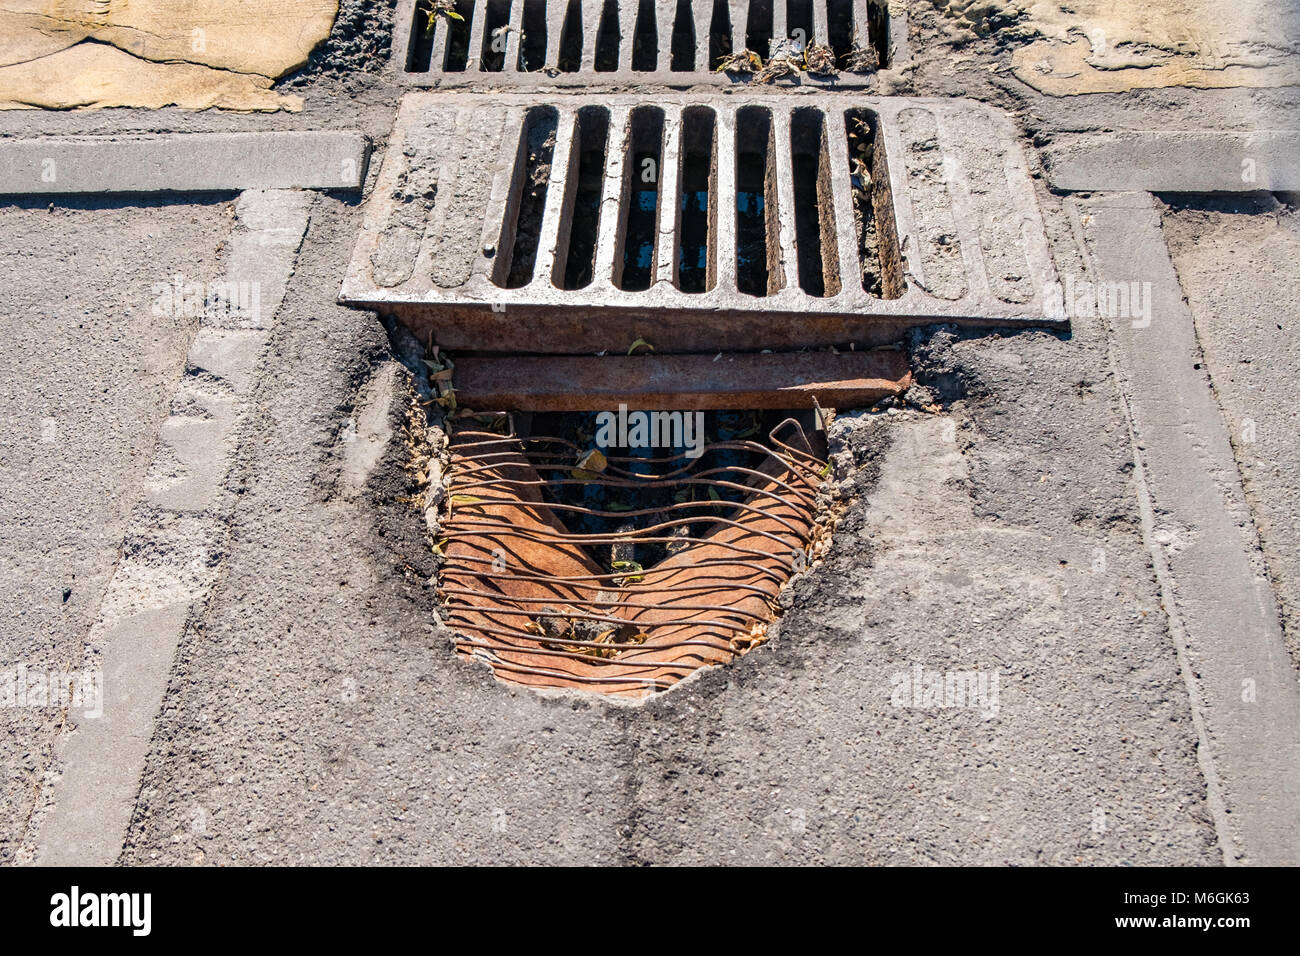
438, 412, 828, 697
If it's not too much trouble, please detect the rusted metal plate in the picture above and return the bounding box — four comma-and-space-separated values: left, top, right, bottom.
451, 350, 910, 410
341, 91, 1064, 354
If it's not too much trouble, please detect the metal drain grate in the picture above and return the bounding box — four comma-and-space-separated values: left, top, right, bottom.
342, 92, 1063, 354
438, 414, 828, 696
397, 0, 903, 87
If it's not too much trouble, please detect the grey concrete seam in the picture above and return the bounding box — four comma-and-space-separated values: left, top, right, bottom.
1069, 191, 1300, 865
1045, 131, 1300, 194
0, 132, 370, 195
26, 189, 315, 867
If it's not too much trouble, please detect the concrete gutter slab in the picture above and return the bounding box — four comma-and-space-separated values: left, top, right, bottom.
1071, 191, 1300, 865
0, 132, 370, 196
1045, 130, 1300, 194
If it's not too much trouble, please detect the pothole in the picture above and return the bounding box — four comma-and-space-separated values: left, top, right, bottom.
432, 406, 836, 697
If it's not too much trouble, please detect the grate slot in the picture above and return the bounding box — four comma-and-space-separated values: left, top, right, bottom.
745, 0, 775, 59
593, 0, 621, 70
614, 106, 666, 292
442, 0, 477, 70
708, 0, 734, 71
787, 0, 814, 53
867, 0, 890, 68
790, 107, 841, 298
494, 106, 559, 288
669, 0, 696, 71
631, 0, 658, 71
735, 106, 783, 297
552, 107, 610, 290
676, 106, 718, 293
842, 107, 903, 298
407, 3, 436, 71
478, 0, 512, 70
556, 0, 584, 70
518, 0, 549, 70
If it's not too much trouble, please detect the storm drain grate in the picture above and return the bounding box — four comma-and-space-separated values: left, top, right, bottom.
398, 0, 900, 86
438, 414, 827, 696
342, 92, 1063, 354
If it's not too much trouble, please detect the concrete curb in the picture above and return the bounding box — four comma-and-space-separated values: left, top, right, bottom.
1045, 130, 1300, 194
0, 132, 370, 196
1072, 191, 1300, 865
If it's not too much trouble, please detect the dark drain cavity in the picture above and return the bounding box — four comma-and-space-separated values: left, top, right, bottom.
735, 106, 782, 297
844, 107, 904, 298
670, 0, 697, 71
631, 0, 659, 70
557, 0, 584, 70
479, 0, 512, 70
594, 0, 621, 70
555, 106, 610, 290
518, 0, 549, 70
677, 106, 718, 294
615, 106, 665, 292
791, 107, 841, 298
495, 106, 558, 289
708, 0, 733, 70
438, 409, 829, 697
745, 0, 775, 59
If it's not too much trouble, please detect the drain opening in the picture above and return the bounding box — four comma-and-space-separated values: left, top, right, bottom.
670, 0, 697, 71
439, 410, 830, 696
479, 0, 512, 71
517, 0, 549, 70
745, 0, 775, 59
787, 0, 814, 53
735, 106, 783, 297
556, 106, 610, 291
495, 106, 558, 289
594, 0, 621, 71
407, 1, 438, 71
791, 107, 841, 298
443, 0, 477, 70
844, 107, 904, 298
867, 0, 891, 69
826, 0, 852, 67
557, 0, 584, 71
677, 106, 718, 294
631, 0, 659, 70
615, 106, 665, 292
708, 0, 733, 70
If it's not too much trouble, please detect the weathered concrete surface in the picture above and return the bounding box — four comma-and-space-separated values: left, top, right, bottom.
1043, 130, 1300, 194
75, 192, 1217, 865
0, 0, 339, 112
923, 0, 1300, 95
1071, 192, 1300, 866
0, 133, 369, 195
29, 191, 313, 867
1162, 196, 1300, 678
0, 196, 230, 865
